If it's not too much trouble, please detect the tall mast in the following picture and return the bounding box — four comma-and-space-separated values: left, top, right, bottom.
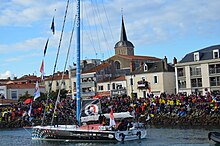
76, 0, 81, 125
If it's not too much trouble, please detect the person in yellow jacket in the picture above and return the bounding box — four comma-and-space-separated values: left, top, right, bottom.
176, 99, 180, 105
167, 99, 170, 105
170, 100, 174, 106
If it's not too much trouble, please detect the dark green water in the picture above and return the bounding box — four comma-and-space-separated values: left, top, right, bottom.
0, 126, 219, 146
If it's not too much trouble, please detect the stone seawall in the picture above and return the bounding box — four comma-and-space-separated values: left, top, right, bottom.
142, 114, 220, 126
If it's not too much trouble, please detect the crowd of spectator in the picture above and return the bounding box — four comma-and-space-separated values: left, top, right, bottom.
1, 91, 220, 128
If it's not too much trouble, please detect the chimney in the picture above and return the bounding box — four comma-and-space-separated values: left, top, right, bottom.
130, 61, 135, 72
164, 56, 168, 71
173, 57, 177, 64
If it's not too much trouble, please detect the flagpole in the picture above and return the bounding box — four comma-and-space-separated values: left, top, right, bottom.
76, 0, 81, 126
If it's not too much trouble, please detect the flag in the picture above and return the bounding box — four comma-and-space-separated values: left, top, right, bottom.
51, 17, 55, 35
81, 99, 101, 117
34, 81, 40, 101
40, 60, 44, 73
40, 60, 44, 80
44, 39, 49, 56
109, 108, 116, 127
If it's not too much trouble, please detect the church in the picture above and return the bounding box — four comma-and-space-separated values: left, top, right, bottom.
72, 16, 176, 98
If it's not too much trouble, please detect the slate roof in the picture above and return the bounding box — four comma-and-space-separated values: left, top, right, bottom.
97, 75, 126, 83
115, 17, 134, 48
132, 60, 174, 74
82, 62, 111, 74
179, 45, 220, 63
44, 74, 69, 81
4, 83, 45, 89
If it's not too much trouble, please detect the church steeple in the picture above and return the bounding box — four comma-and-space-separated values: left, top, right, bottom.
120, 17, 127, 41
114, 16, 134, 56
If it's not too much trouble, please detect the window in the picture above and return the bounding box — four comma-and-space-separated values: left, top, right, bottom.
144, 64, 148, 72
191, 78, 202, 87
112, 83, 116, 90
107, 84, 110, 90
210, 76, 220, 86
11, 90, 17, 99
177, 68, 185, 77
143, 91, 146, 98
130, 78, 133, 85
190, 66, 201, 76
178, 80, 186, 88
115, 61, 121, 69
153, 75, 158, 84
209, 64, 220, 74
98, 85, 103, 91
194, 52, 200, 61
213, 49, 219, 59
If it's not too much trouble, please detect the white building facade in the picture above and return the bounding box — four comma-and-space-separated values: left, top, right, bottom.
175, 45, 220, 95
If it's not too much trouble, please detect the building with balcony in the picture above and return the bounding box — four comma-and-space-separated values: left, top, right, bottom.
175, 45, 220, 95
97, 76, 127, 97
126, 56, 175, 98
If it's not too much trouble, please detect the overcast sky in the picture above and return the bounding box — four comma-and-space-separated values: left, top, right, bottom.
1, 0, 220, 78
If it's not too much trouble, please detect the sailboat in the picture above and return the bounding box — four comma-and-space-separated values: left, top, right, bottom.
32, 0, 147, 143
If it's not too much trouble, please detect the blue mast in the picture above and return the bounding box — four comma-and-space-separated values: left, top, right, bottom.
76, 0, 81, 125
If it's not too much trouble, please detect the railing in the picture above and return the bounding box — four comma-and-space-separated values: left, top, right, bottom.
81, 81, 95, 88
81, 74, 96, 78
81, 91, 96, 97
178, 84, 186, 89
137, 81, 148, 89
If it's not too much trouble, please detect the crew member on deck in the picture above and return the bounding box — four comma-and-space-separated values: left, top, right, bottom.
102, 115, 107, 125
98, 113, 103, 124
117, 119, 128, 131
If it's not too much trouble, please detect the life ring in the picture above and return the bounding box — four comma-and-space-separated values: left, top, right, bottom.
84, 104, 98, 116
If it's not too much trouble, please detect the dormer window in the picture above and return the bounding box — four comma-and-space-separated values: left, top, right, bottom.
213, 49, 219, 59
144, 64, 148, 72
194, 52, 200, 61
